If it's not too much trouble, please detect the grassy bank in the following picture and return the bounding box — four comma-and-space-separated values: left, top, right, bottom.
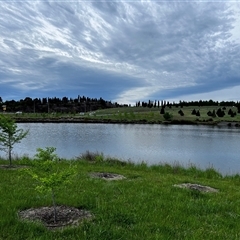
1, 154, 240, 239
10, 105, 240, 125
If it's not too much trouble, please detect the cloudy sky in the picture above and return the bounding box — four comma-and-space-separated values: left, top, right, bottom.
0, 1, 240, 105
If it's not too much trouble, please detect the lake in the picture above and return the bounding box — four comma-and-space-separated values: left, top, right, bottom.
3, 123, 240, 175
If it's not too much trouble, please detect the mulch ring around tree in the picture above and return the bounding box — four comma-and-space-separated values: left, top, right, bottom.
0, 164, 28, 170
89, 172, 126, 180
18, 205, 93, 231
173, 183, 219, 193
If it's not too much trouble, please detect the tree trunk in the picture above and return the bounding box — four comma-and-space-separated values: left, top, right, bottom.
8, 133, 12, 166
51, 189, 57, 223
8, 146, 12, 166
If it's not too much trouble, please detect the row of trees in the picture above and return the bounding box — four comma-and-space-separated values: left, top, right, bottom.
0, 96, 128, 113
160, 106, 239, 119
1, 95, 240, 113
136, 99, 240, 108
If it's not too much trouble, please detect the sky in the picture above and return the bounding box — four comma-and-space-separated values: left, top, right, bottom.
0, 0, 240, 105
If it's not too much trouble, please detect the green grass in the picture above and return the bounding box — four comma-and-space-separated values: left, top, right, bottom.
11, 105, 240, 124
92, 105, 240, 123
1, 154, 240, 239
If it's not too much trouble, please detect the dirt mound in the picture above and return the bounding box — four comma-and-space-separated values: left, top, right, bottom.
89, 172, 126, 180
18, 205, 93, 230
173, 183, 218, 193
0, 164, 28, 170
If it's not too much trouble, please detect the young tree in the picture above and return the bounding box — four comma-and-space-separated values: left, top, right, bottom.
24, 147, 76, 223
0, 114, 29, 165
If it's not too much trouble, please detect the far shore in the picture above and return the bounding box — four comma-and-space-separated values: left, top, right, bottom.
3, 105, 240, 127
13, 117, 240, 127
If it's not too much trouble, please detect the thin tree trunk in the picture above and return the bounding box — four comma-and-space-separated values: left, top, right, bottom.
8, 146, 12, 166
51, 189, 57, 223
8, 133, 12, 166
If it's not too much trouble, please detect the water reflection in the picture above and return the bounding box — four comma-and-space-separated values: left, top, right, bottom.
4, 123, 240, 175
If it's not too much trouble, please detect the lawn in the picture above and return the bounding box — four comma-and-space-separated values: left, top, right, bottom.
1, 153, 240, 240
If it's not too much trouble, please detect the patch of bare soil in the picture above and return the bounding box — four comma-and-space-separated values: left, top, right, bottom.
173, 183, 218, 193
90, 172, 126, 180
0, 164, 28, 170
18, 205, 93, 230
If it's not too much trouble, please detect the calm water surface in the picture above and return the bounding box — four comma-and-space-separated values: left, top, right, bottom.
6, 123, 240, 175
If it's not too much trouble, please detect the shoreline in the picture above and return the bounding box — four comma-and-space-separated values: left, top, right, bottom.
13, 117, 240, 127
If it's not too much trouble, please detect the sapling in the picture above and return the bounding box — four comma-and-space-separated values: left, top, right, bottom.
0, 114, 29, 165
24, 147, 76, 223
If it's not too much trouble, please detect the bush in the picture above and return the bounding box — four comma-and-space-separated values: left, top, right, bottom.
163, 112, 173, 121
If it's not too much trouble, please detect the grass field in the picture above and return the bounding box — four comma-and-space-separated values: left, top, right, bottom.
1, 154, 240, 239
91, 105, 240, 123
11, 105, 240, 124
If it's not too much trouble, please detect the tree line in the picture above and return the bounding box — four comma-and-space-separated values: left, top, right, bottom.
136, 99, 240, 108
1, 95, 240, 113
0, 96, 129, 113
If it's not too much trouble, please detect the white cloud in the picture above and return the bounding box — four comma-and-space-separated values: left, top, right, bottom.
0, 1, 240, 104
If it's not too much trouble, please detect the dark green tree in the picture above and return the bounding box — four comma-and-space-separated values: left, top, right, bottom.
191, 109, 196, 115
216, 108, 225, 117
228, 109, 233, 115
160, 107, 165, 114
207, 111, 212, 116
178, 109, 184, 116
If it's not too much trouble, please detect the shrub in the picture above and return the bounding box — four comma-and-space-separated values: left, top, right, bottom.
163, 112, 173, 121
